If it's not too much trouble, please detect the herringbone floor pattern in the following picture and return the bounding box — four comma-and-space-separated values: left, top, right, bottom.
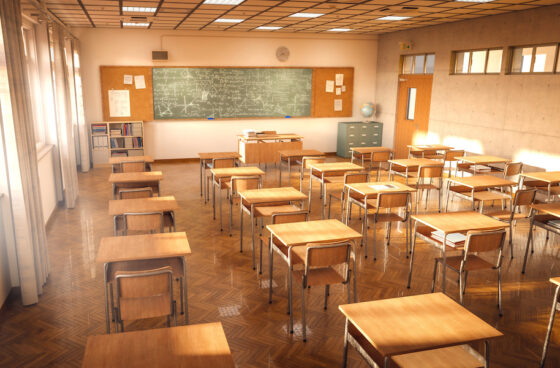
0, 160, 559, 367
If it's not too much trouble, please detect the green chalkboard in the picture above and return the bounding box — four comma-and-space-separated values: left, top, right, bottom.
152, 68, 312, 119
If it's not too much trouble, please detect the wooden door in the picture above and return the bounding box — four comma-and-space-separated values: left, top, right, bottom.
393, 74, 433, 159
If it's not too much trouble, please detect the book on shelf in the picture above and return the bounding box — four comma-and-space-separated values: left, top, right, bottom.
92, 136, 108, 148
111, 152, 127, 157
91, 124, 107, 134
110, 129, 121, 136
431, 230, 466, 247
132, 123, 142, 136
124, 137, 133, 148
128, 149, 144, 156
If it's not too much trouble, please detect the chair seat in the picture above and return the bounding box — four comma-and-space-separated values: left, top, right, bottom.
472, 191, 511, 202
437, 254, 494, 271
292, 267, 345, 287
486, 210, 528, 221
119, 293, 172, 321
254, 204, 301, 218
367, 212, 405, 223
391, 344, 484, 368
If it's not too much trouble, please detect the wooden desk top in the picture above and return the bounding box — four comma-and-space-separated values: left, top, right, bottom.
278, 149, 324, 158
345, 181, 416, 196
389, 158, 441, 168
108, 196, 178, 216
459, 155, 510, 164
198, 152, 241, 160
412, 211, 506, 234
530, 203, 560, 218
407, 144, 453, 151
239, 187, 307, 204
309, 162, 363, 173
108, 156, 154, 165
550, 277, 560, 287
211, 167, 265, 178
351, 147, 393, 154
267, 219, 362, 247
82, 322, 234, 368
521, 171, 560, 183
108, 171, 163, 183
96, 232, 190, 264
447, 175, 516, 190
238, 134, 303, 141
339, 293, 502, 357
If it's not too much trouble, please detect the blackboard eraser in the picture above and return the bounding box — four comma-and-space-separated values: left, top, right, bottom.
285, 116, 291, 118
207, 117, 214, 120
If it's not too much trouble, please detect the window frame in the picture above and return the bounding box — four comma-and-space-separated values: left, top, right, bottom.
399, 53, 436, 75
450, 47, 503, 75
507, 43, 559, 75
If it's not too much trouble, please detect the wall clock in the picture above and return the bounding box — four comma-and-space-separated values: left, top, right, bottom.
276, 46, 290, 62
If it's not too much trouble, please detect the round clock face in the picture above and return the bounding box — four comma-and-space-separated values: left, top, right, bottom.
276, 46, 290, 62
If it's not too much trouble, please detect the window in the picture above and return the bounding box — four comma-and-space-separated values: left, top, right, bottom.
510, 44, 559, 74
22, 21, 45, 146
452, 48, 503, 74
406, 88, 416, 120
401, 53, 435, 75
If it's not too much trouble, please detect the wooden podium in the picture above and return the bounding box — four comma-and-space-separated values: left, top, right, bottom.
237, 133, 303, 164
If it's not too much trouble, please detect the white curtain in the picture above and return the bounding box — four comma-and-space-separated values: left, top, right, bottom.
69, 40, 90, 172
0, 0, 49, 305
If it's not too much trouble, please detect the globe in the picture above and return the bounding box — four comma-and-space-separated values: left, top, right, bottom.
360, 103, 375, 119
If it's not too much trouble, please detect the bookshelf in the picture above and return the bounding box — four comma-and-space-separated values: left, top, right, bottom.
89, 121, 144, 167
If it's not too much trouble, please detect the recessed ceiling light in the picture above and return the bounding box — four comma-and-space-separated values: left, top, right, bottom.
122, 22, 150, 27
456, 0, 495, 2
289, 13, 324, 18
122, 6, 156, 13
214, 18, 244, 23
203, 0, 245, 4
256, 26, 282, 30
328, 28, 351, 32
377, 16, 411, 21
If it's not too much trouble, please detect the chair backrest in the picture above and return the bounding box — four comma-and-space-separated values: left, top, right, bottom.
504, 162, 523, 178
344, 172, 369, 184
464, 229, 506, 254
124, 212, 164, 234
513, 188, 536, 207
119, 187, 153, 199
212, 157, 235, 169
271, 210, 309, 225
121, 161, 145, 173
231, 176, 261, 194
444, 150, 465, 161
418, 164, 444, 179
305, 242, 352, 270
116, 266, 173, 321
371, 151, 391, 162
302, 156, 326, 169
376, 191, 410, 210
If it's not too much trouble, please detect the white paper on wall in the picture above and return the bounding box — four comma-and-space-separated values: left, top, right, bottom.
335, 88, 341, 95
325, 80, 334, 93
123, 75, 133, 85
134, 75, 146, 89
108, 90, 131, 117
335, 73, 344, 86
334, 99, 343, 111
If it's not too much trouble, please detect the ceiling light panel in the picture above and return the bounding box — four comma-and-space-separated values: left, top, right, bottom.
214, 18, 245, 23
256, 26, 282, 30
122, 22, 150, 27
328, 28, 352, 32
289, 13, 324, 18
203, 0, 245, 4
122, 7, 156, 13
377, 16, 411, 21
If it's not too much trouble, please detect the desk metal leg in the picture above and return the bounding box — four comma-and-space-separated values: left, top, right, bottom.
200, 160, 203, 197
240, 204, 244, 252
522, 216, 535, 274
342, 318, 349, 368
442, 234, 447, 294
182, 257, 189, 325
407, 221, 418, 288
322, 181, 327, 219
541, 285, 560, 368
104, 263, 110, 333
485, 340, 490, 368
269, 237, 274, 303
287, 158, 291, 187
251, 205, 256, 270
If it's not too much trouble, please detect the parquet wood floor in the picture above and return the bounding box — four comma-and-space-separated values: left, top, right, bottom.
0, 160, 559, 367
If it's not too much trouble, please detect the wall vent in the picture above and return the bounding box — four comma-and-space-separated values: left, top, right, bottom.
152, 51, 169, 61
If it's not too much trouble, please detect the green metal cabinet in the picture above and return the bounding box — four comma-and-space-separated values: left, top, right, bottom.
336, 121, 383, 158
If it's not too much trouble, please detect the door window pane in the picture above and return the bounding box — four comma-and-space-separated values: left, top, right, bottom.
407, 88, 416, 120
402, 55, 413, 74
413, 55, 425, 74
512, 47, 533, 73
455, 51, 470, 74
486, 49, 502, 73
533, 45, 555, 72
470, 50, 486, 73
425, 54, 435, 74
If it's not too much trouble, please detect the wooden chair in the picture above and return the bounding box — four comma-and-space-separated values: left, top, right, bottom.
227, 175, 262, 236
114, 266, 176, 332
486, 188, 536, 258
118, 187, 153, 199
371, 151, 392, 181
413, 164, 444, 212
431, 229, 507, 315
409, 148, 443, 160
443, 149, 465, 177
291, 241, 354, 341
210, 157, 236, 227
351, 151, 372, 170
120, 161, 146, 173
328, 172, 370, 221
297, 156, 326, 193
474, 162, 523, 211
123, 212, 164, 235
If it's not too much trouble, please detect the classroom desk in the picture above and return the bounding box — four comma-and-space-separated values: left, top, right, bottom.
445, 175, 516, 212
108, 171, 163, 199
82, 322, 235, 368
407, 144, 453, 159
540, 277, 560, 367
278, 149, 324, 187
522, 203, 560, 274
267, 219, 362, 331
108, 196, 178, 235
350, 146, 393, 172
211, 166, 265, 231
198, 152, 241, 202
339, 293, 503, 368
407, 211, 507, 292
96, 232, 191, 333
238, 187, 307, 272
345, 181, 417, 259
308, 162, 364, 218
458, 155, 510, 175
237, 134, 303, 164
388, 158, 440, 185
520, 171, 560, 202
108, 155, 153, 172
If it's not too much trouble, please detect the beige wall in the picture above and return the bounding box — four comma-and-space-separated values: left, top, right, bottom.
75, 28, 378, 158
376, 5, 560, 170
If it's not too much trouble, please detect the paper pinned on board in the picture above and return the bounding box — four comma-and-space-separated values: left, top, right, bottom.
123, 75, 133, 85
335, 73, 344, 86
134, 75, 146, 89
335, 87, 341, 95
341, 85, 346, 92
108, 89, 131, 117
325, 80, 334, 93
334, 99, 343, 111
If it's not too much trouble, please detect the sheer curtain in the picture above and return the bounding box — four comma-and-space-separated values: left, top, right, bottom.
0, 0, 49, 305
